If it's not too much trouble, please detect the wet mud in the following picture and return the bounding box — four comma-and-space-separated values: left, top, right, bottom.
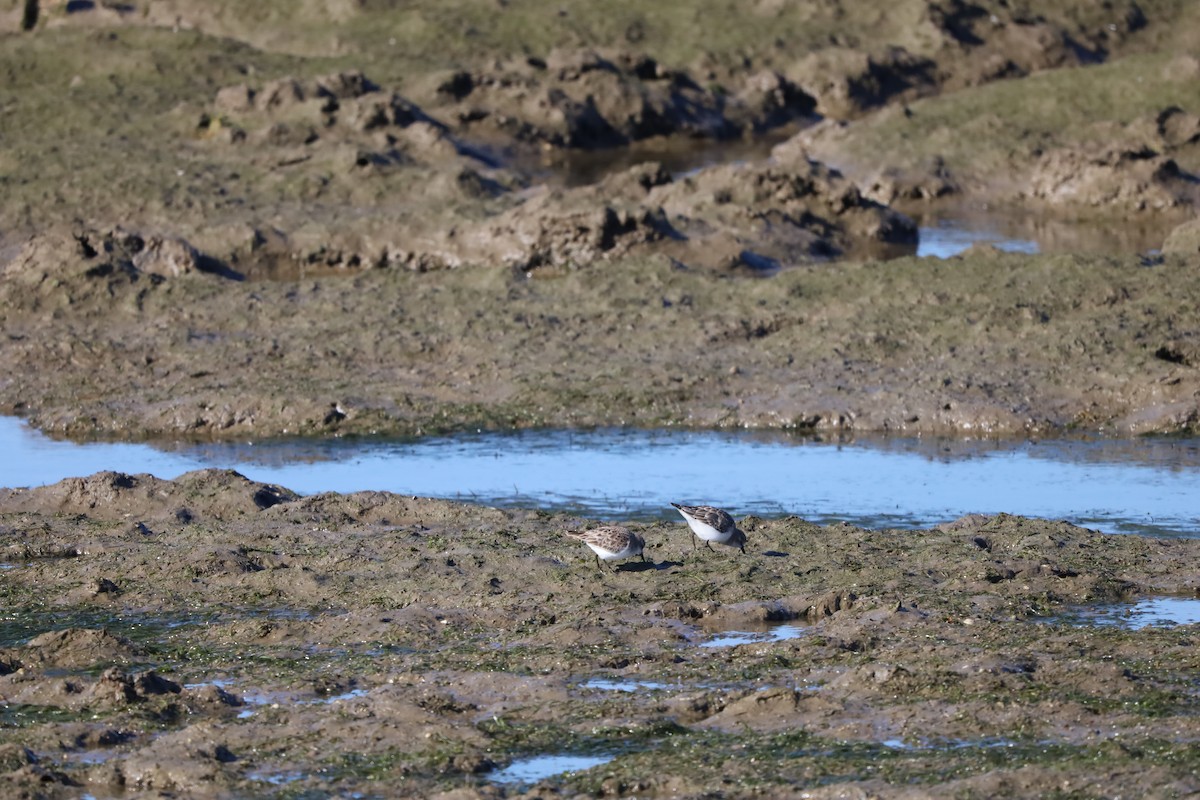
2, 471, 1200, 798
2, 2, 1200, 797
1, 2, 1199, 439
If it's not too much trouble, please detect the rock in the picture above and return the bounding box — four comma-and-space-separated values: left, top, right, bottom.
1157, 106, 1200, 148
0, 744, 37, 774
119, 722, 238, 792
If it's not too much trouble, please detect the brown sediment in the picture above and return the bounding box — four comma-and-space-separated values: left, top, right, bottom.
2, 2, 1200, 796
2, 471, 1199, 797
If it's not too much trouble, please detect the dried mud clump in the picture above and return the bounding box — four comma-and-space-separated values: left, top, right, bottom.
432, 145, 916, 273
0, 469, 298, 523
3, 226, 215, 287
788, 45, 938, 120
1023, 144, 1200, 211
188, 64, 905, 274
420, 48, 817, 148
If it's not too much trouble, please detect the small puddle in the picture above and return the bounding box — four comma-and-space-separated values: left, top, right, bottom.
488, 753, 615, 785
916, 219, 1038, 259
1051, 595, 1200, 629
183, 678, 235, 690
700, 622, 807, 648
882, 736, 1019, 751
908, 205, 1184, 260
582, 678, 668, 692
236, 687, 369, 717
249, 769, 305, 786
61, 749, 121, 766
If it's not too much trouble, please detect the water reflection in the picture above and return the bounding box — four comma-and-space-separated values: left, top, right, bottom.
583, 678, 668, 692
1, 417, 1196, 537
700, 623, 807, 648
1051, 596, 1200, 629
488, 753, 614, 785
917, 218, 1038, 258
910, 205, 1183, 260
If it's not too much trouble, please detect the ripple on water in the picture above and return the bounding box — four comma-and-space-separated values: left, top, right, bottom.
1051, 596, 1200, 629
488, 753, 615, 785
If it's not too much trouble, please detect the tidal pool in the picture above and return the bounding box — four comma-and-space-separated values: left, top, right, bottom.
488, 753, 615, 785
1051, 595, 1200, 629
1, 417, 1196, 537
700, 623, 807, 648
916, 217, 1038, 258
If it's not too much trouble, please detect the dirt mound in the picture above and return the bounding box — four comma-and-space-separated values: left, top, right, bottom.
417, 48, 816, 148
1162, 216, 1200, 253
1023, 144, 1200, 211
9, 628, 143, 669
0, 469, 297, 522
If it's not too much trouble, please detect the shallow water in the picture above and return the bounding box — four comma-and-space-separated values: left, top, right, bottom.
583, 678, 669, 692
488, 753, 615, 785
882, 736, 1021, 751
916, 217, 1038, 258
1050, 595, 1200, 629
909, 205, 1180, 260
2, 417, 1196, 537
700, 623, 807, 648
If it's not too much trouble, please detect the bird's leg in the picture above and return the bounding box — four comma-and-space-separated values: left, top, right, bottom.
706, 541, 715, 553
639, 553, 646, 563
691, 535, 697, 551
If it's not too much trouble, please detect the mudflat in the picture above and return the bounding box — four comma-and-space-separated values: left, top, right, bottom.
2, 1, 1200, 797
3, 470, 1200, 797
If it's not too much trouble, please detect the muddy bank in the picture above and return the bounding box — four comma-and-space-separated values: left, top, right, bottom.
1, 3, 1199, 441
2, 2, 1199, 272
2, 232, 1198, 440
2, 470, 1199, 797
798, 51, 1200, 216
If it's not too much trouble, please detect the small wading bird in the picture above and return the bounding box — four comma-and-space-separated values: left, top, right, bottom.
566, 525, 646, 571
670, 502, 747, 554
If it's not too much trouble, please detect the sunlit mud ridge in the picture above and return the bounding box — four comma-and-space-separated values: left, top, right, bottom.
3, 234, 1198, 439
2, 470, 1200, 797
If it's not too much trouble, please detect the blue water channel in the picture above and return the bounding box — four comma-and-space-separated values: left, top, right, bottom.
1, 417, 1196, 537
